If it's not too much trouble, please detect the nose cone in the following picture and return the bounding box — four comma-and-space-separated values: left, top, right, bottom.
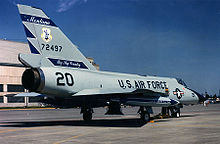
191, 89, 206, 103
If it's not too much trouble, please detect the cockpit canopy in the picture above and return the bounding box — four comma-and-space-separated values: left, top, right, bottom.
176, 78, 187, 88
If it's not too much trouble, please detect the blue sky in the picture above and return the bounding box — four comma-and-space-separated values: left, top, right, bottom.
0, 0, 220, 95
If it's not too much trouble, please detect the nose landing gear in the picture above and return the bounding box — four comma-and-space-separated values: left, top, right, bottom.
161, 106, 182, 118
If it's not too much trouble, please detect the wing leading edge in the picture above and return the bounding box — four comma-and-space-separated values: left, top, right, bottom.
72, 88, 178, 107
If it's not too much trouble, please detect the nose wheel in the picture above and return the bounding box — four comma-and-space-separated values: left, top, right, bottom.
161, 106, 181, 118
170, 107, 180, 118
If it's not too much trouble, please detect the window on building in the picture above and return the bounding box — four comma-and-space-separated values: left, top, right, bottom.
7, 85, 25, 92
7, 96, 24, 103
0, 96, 3, 103
0, 84, 3, 92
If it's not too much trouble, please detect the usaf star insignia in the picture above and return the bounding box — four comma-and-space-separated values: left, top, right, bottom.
173, 88, 184, 99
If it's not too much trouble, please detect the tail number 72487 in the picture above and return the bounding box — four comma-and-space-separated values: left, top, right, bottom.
55, 72, 74, 86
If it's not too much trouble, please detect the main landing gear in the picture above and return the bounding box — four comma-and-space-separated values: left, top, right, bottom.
81, 107, 93, 121
138, 106, 153, 122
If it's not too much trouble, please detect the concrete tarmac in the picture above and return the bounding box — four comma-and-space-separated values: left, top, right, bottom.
0, 104, 220, 144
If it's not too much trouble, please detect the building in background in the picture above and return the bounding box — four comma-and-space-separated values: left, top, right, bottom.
87, 57, 99, 71
0, 39, 99, 107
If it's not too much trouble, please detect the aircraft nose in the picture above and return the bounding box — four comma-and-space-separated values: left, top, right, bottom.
190, 89, 206, 103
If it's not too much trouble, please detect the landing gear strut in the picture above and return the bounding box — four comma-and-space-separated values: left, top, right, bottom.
170, 106, 180, 118
138, 106, 153, 122
161, 106, 181, 118
81, 107, 93, 121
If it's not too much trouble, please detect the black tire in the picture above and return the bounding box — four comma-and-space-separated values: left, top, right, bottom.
171, 109, 180, 118
83, 112, 92, 121
140, 112, 150, 122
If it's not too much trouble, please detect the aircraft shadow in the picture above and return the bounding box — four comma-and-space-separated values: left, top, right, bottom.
1, 118, 148, 128
180, 114, 199, 118
1, 114, 196, 128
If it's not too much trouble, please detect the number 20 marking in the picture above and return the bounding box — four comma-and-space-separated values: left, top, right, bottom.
56, 72, 74, 86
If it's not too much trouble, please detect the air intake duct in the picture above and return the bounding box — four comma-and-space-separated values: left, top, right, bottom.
22, 68, 45, 92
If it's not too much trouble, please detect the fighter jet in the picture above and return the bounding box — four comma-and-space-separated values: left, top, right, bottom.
16, 4, 205, 122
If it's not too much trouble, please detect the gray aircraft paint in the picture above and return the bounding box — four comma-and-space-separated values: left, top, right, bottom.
16, 4, 200, 108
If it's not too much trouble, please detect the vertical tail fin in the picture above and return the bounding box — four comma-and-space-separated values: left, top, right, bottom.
17, 4, 96, 70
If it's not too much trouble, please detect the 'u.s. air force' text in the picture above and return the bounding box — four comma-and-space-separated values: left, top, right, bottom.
118, 79, 168, 89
